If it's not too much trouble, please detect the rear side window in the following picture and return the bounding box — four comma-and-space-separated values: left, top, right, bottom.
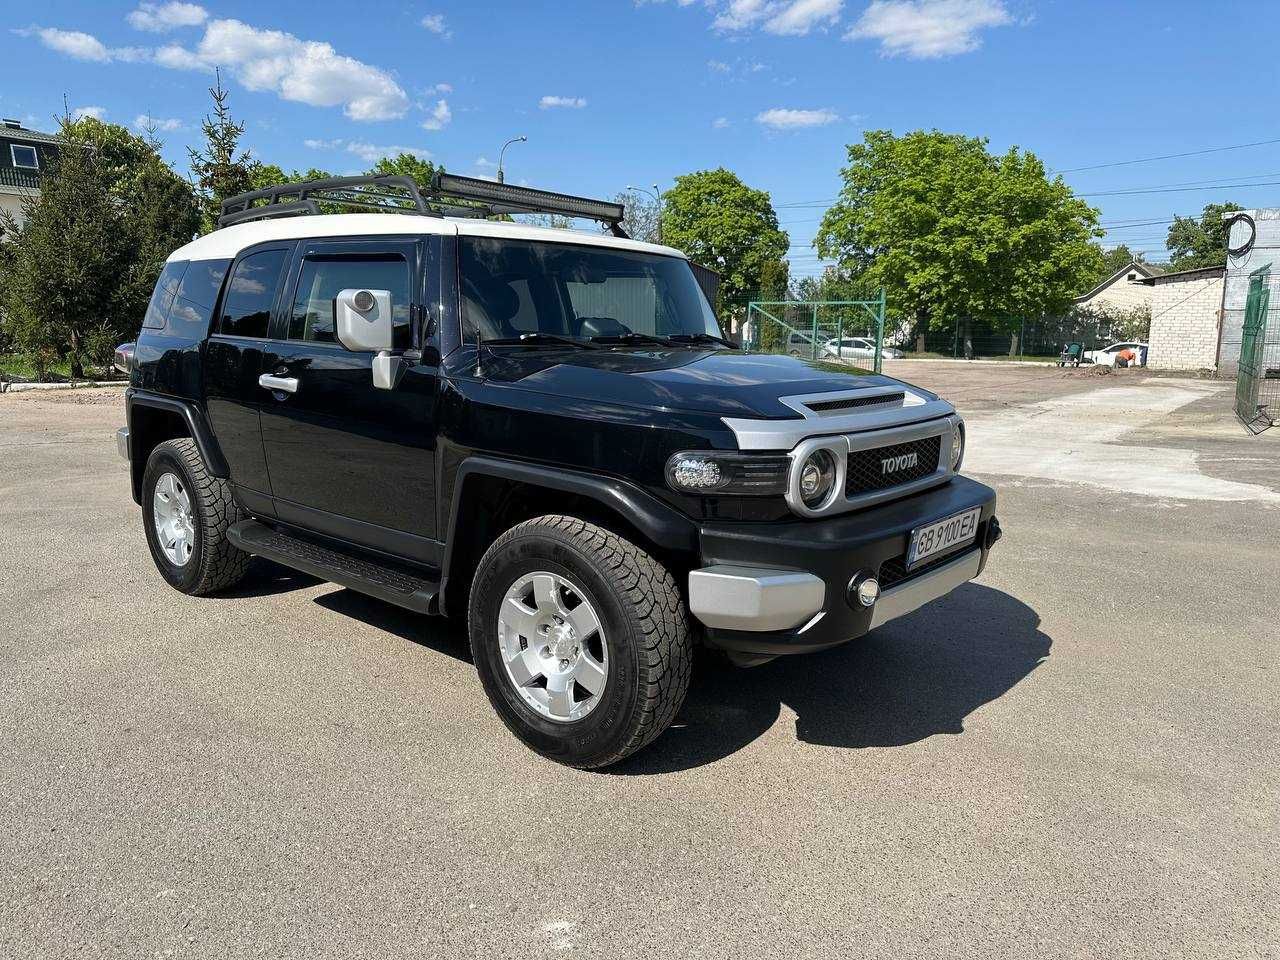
287, 255, 411, 348
142, 261, 187, 330
167, 258, 232, 337
219, 249, 287, 338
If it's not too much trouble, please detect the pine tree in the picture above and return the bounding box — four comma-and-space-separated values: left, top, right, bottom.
188, 69, 255, 233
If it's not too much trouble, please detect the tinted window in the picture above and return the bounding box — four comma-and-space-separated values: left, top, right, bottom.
288, 255, 412, 347
142, 261, 188, 330
219, 249, 287, 338
11, 145, 38, 169
176, 259, 231, 310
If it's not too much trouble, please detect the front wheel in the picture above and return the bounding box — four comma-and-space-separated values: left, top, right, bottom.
468, 516, 692, 769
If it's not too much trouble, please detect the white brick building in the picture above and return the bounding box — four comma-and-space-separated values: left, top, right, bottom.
1139, 265, 1226, 371
1073, 261, 1159, 313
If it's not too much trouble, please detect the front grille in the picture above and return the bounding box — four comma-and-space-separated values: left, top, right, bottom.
878, 542, 978, 590
804, 391, 904, 414
846, 435, 941, 496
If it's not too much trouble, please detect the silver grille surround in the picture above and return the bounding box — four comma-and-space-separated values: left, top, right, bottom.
783, 416, 960, 519
725, 388, 954, 451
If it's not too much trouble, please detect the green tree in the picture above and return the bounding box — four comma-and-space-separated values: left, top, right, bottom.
755, 257, 791, 352
366, 153, 439, 192
1166, 202, 1241, 271
0, 114, 197, 378
188, 69, 255, 232
615, 189, 662, 244
661, 168, 789, 314
815, 130, 1102, 356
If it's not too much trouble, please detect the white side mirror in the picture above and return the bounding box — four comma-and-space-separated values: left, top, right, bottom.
335, 288, 394, 353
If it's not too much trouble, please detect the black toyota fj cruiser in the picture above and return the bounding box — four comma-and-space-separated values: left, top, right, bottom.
116, 174, 1000, 768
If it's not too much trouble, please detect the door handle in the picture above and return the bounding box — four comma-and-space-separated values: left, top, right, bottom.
259, 373, 299, 394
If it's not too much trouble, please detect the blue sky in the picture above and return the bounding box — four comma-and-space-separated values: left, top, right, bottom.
3, 1, 1277, 278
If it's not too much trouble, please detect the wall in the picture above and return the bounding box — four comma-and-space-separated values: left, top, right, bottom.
1221, 209, 1280, 377
1078, 272, 1155, 314
0, 192, 27, 229
1145, 272, 1224, 371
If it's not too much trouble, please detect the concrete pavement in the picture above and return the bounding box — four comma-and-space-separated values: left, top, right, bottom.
0, 374, 1276, 959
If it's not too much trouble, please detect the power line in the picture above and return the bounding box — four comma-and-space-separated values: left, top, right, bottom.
1054, 137, 1280, 174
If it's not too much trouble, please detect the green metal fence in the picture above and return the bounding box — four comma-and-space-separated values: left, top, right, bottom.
743, 294, 887, 374
1235, 264, 1279, 432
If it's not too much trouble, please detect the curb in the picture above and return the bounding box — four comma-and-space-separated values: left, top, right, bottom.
0, 380, 127, 394
882, 358, 1059, 367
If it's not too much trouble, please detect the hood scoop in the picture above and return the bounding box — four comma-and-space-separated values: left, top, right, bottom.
782, 386, 913, 419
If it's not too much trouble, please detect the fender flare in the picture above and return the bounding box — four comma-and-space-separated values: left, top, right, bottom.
439, 455, 699, 615
127, 389, 230, 478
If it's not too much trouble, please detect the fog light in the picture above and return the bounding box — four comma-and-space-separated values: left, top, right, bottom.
848, 573, 880, 608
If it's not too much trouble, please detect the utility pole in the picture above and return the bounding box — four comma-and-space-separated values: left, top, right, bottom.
496, 135, 526, 184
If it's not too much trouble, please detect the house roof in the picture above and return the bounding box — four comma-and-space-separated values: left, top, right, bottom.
0, 124, 60, 145
1072, 261, 1160, 304
1137, 264, 1225, 285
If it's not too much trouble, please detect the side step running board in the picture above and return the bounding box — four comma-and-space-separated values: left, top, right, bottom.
228, 520, 439, 614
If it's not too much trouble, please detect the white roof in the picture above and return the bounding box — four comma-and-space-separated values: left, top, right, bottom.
167, 214, 688, 263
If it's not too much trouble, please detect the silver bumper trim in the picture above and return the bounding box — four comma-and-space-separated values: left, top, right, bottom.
116, 426, 130, 461
869, 549, 981, 629
688, 565, 825, 632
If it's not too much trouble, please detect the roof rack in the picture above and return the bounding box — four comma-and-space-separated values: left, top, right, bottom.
216, 172, 630, 237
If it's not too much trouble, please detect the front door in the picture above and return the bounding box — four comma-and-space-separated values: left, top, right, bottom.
257, 239, 442, 566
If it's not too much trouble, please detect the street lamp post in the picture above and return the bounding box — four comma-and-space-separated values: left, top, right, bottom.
497, 136, 527, 184
626, 183, 663, 243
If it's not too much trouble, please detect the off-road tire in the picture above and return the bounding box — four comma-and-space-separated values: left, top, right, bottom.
468, 515, 692, 769
141, 438, 250, 596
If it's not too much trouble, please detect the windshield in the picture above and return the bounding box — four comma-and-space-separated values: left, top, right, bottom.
460, 237, 723, 344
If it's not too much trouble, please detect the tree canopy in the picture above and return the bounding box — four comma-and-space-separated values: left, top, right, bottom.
1166, 202, 1241, 271
815, 130, 1103, 337
0, 115, 198, 377
660, 168, 789, 308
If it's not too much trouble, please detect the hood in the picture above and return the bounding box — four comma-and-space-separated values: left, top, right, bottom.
479, 348, 923, 419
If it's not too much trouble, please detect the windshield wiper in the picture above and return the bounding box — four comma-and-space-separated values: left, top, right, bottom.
588, 332, 673, 347
666, 333, 739, 349
482, 333, 601, 350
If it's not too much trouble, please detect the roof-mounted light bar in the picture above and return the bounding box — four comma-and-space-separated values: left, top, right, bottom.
433, 172, 626, 230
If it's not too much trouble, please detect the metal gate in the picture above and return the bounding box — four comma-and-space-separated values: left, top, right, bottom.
743, 294, 887, 374
1235, 265, 1280, 431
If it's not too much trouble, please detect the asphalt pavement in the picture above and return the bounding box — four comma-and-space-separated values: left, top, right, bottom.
1, 371, 1276, 959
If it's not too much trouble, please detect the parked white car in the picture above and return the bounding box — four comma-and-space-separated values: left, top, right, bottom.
1084, 341, 1147, 367
822, 337, 905, 361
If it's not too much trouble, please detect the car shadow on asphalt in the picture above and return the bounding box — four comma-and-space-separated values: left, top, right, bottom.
613, 583, 1051, 775
221, 559, 324, 599
313, 587, 475, 665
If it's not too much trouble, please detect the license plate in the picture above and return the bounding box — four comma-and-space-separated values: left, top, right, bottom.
907, 507, 981, 568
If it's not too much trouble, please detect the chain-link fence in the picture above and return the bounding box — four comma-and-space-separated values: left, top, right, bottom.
1235, 266, 1280, 432
891, 315, 1127, 361
739, 296, 886, 373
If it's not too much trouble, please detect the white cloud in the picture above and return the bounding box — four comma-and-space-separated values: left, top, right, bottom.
712, 0, 841, 35
539, 95, 587, 109
755, 107, 839, 129
765, 0, 842, 35
424, 82, 452, 94
344, 142, 432, 163
154, 18, 409, 120
474, 156, 497, 169
19, 27, 112, 62
712, 117, 731, 129
420, 14, 452, 38
127, 2, 208, 33
73, 105, 107, 120
303, 137, 344, 150
707, 59, 731, 72
421, 98, 451, 130
846, 0, 1012, 57
134, 113, 184, 131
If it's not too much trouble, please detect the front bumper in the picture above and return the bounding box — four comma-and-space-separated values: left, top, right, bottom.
689, 475, 998, 656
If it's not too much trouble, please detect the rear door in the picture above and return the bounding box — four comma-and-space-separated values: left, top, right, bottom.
203, 243, 294, 517
256, 238, 442, 565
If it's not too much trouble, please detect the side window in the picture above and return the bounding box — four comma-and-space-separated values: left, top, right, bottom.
167, 258, 232, 336
219, 249, 287, 338
141, 261, 188, 330
288, 255, 412, 348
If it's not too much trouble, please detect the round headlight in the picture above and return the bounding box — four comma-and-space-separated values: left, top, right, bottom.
950, 421, 965, 472
798, 449, 837, 508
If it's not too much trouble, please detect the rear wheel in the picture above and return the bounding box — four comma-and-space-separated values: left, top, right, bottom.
468, 515, 692, 769
141, 438, 249, 595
